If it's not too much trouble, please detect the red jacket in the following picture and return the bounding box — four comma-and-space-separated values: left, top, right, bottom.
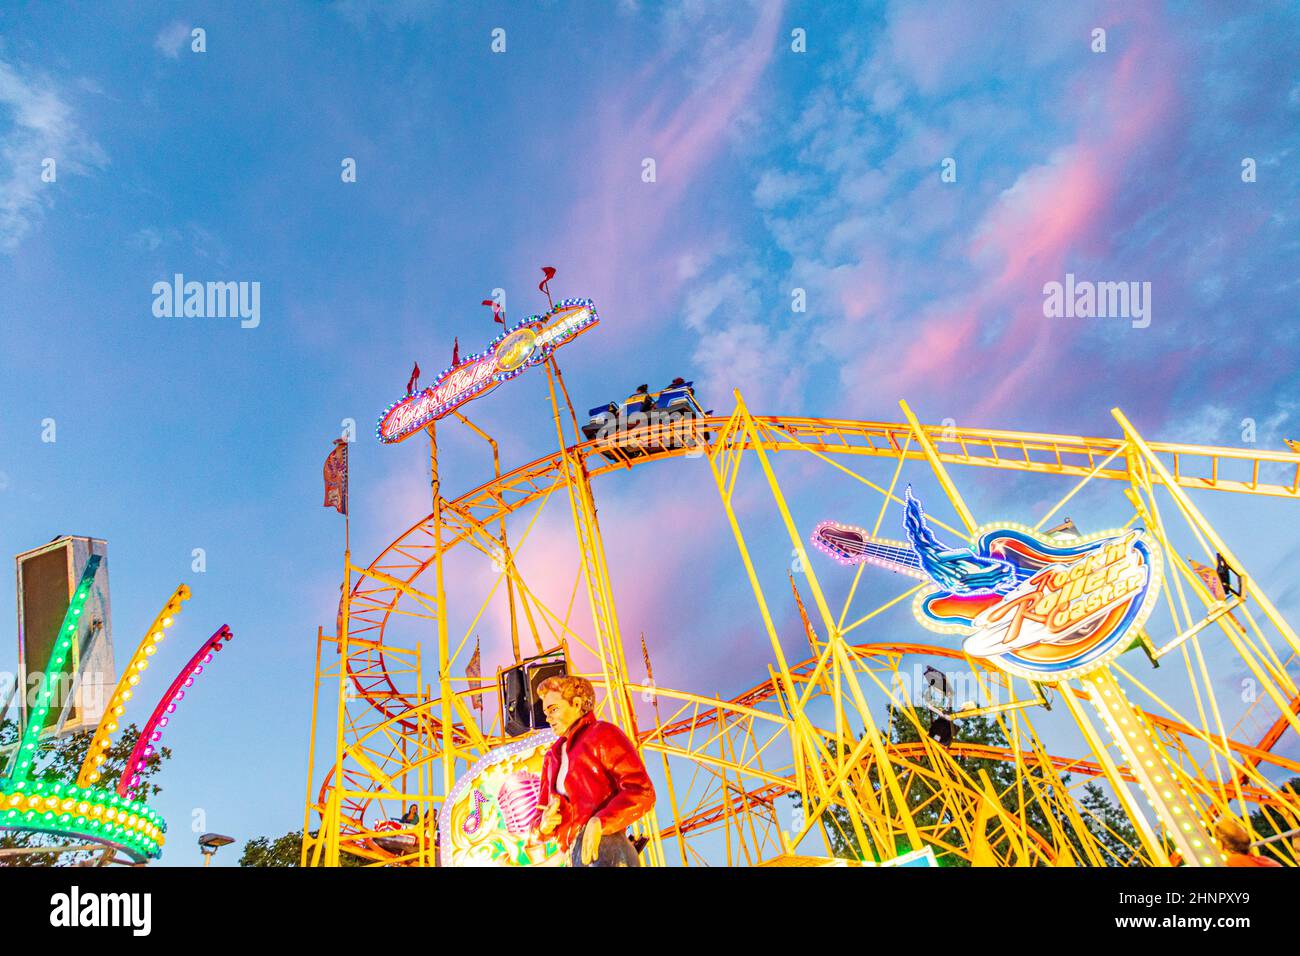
538, 712, 655, 850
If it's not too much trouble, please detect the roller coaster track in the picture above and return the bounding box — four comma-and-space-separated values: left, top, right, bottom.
325, 413, 1300, 854
647, 642, 1300, 840
323, 629, 1300, 853
343, 414, 1300, 725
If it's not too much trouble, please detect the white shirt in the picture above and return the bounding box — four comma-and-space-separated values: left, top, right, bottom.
556, 738, 570, 797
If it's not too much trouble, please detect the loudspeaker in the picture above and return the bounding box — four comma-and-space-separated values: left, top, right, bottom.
501, 655, 567, 737
929, 715, 954, 748
1216, 553, 1243, 598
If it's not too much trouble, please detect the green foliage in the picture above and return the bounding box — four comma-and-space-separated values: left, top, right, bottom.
240, 829, 364, 867
1247, 776, 1300, 865
1078, 780, 1143, 865
0, 717, 171, 867
794, 705, 1141, 866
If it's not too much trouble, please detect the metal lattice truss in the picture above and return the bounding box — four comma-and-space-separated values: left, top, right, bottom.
302, 384, 1300, 867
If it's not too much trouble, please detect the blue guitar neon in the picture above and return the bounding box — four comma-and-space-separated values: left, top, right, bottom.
812, 488, 1136, 629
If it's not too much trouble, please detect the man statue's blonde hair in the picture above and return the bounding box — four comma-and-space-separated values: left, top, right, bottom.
537, 674, 596, 715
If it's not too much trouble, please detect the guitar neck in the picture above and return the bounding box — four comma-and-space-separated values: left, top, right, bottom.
825, 535, 923, 571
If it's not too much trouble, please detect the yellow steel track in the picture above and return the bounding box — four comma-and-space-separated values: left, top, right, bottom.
304, 400, 1300, 867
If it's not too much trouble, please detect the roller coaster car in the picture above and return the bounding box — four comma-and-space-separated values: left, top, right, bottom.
582, 379, 712, 461
370, 807, 439, 864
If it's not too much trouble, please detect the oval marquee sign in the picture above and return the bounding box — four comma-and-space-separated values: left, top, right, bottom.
376, 299, 599, 444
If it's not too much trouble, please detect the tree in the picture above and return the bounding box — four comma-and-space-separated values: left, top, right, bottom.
1078, 780, 1143, 864
1248, 776, 1300, 865
0, 717, 172, 867
240, 830, 307, 867
240, 829, 364, 867
793, 705, 1140, 866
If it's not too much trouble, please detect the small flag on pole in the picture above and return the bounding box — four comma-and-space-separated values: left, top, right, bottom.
1189, 557, 1243, 630
466, 637, 483, 711
539, 266, 556, 309
406, 361, 421, 395
789, 573, 819, 653
1189, 558, 1226, 601
481, 299, 505, 325
451, 336, 460, 367
323, 439, 349, 516
640, 633, 654, 682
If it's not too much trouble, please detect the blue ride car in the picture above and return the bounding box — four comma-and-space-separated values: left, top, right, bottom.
582, 378, 711, 460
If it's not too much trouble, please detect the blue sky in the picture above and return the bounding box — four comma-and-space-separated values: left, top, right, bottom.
1, 1, 1298, 865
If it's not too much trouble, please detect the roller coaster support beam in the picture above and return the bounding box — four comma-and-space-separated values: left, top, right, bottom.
1082, 669, 1219, 865
544, 358, 664, 866
899, 399, 977, 534
710, 391, 925, 860
427, 421, 456, 801
1113, 408, 1300, 664
453, 410, 526, 663
301, 627, 326, 865
325, 546, 352, 866
1059, 683, 1171, 865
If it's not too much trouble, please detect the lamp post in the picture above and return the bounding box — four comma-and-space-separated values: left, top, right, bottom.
198, 833, 234, 867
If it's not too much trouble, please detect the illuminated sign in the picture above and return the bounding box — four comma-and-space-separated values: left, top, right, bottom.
377, 299, 599, 444
439, 731, 567, 867
871, 846, 939, 867
812, 489, 1162, 681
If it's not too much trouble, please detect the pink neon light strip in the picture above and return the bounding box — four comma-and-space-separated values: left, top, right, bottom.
117, 624, 233, 798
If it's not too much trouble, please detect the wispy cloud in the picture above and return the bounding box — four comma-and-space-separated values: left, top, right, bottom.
0, 58, 107, 251
550, 1, 787, 329
153, 21, 191, 59
672, 0, 1300, 438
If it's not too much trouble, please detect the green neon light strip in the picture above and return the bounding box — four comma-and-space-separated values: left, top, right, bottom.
0, 553, 167, 860
6, 554, 101, 784
0, 777, 166, 860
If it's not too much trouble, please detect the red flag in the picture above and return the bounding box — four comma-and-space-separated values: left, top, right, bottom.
466, 637, 483, 710
323, 439, 349, 516
451, 336, 460, 367
481, 299, 504, 325
1189, 559, 1226, 601
1189, 557, 1243, 630
406, 362, 421, 395
539, 266, 556, 308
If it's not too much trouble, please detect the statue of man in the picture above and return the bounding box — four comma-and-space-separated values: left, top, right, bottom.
533, 675, 655, 866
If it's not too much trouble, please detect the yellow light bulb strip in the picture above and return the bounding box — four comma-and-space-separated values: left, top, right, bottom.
75, 584, 191, 788
1084, 669, 1222, 866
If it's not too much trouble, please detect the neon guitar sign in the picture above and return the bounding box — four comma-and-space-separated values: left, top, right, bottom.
812, 489, 1162, 680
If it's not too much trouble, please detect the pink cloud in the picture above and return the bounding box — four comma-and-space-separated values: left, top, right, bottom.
461, 483, 728, 693
869, 8, 1185, 421
548, 3, 787, 328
